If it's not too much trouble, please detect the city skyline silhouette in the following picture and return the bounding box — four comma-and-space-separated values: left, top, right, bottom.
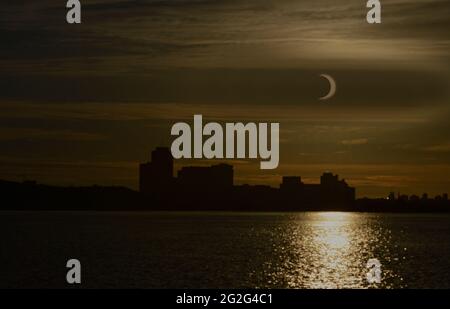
1, 146, 449, 212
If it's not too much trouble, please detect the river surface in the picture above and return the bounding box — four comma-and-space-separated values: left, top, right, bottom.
1, 211, 449, 288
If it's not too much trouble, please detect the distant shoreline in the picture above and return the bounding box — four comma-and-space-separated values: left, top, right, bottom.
0, 208, 450, 215
1, 179, 449, 213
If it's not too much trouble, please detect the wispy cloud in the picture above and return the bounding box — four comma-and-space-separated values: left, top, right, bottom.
341, 138, 368, 145
423, 143, 450, 152
0, 101, 433, 123
0, 128, 105, 142
1, 0, 449, 74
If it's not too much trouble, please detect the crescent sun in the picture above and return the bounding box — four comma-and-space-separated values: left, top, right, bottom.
319, 74, 336, 101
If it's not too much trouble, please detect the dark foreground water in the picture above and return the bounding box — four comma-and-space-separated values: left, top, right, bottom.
0, 211, 449, 288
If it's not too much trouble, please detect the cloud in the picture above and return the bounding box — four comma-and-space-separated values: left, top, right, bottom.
1, 0, 449, 75
0, 101, 433, 123
341, 138, 368, 145
0, 128, 105, 142
352, 175, 418, 188
423, 143, 450, 152
0, 1, 448, 111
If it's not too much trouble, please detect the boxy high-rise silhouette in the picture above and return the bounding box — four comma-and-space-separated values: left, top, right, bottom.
139, 147, 355, 209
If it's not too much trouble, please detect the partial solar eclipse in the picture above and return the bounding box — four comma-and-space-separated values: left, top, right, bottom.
319, 74, 336, 101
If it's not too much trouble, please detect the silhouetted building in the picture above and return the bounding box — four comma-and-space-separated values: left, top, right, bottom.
280, 176, 302, 192
139, 147, 174, 194
319, 172, 355, 204
233, 184, 278, 210
177, 163, 233, 193
302, 184, 322, 203
410, 194, 420, 202
321, 172, 338, 187
138, 147, 356, 209
398, 194, 409, 202
279, 172, 355, 206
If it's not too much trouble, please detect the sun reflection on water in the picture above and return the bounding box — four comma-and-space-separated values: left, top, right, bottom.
263, 212, 405, 288
306, 212, 356, 288
313, 212, 351, 249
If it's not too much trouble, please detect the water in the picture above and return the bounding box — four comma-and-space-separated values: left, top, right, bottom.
0, 211, 449, 288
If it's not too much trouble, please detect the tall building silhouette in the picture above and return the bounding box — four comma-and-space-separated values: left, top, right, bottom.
138, 147, 356, 208
177, 163, 233, 193
279, 173, 355, 205
319, 172, 355, 203
139, 147, 174, 194
280, 176, 302, 192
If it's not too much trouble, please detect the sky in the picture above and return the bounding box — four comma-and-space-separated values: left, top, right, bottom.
1, 0, 449, 197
